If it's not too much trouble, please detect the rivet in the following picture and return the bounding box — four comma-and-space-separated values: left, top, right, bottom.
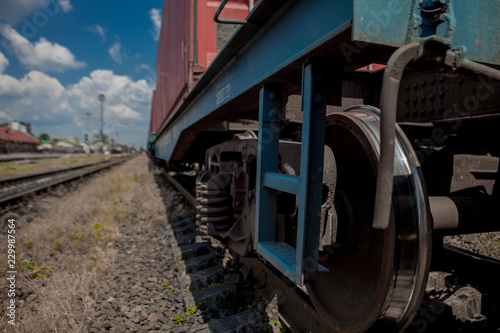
413, 83, 418, 91
269, 92, 276, 101
421, 108, 426, 114
421, 96, 426, 103
421, 80, 427, 88
429, 94, 435, 101
438, 106, 445, 113
439, 91, 445, 99
439, 76, 446, 83
404, 84, 411, 91
430, 78, 436, 85
413, 98, 418, 105
405, 97, 410, 105
268, 109, 277, 118
429, 107, 435, 114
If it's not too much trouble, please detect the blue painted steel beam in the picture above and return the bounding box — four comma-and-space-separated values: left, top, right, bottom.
295, 61, 327, 284
262, 173, 300, 195
258, 241, 297, 282
255, 61, 329, 286
255, 84, 282, 244
155, 0, 353, 160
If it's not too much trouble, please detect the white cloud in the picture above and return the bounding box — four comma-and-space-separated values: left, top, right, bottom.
0, 111, 11, 121
109, 104, 141, 120
87, 24, 106, 42
108, 42, 123, 64
0, 23, 85, 73
149, 8, 162, 41
0, 67, 153, 145
0, 51, 9, 73
58, 0, 72, 12
0, 0, 43, 24
0, 0, 71, 24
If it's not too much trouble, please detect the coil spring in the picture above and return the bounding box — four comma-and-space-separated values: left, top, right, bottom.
195, 170, 234, 234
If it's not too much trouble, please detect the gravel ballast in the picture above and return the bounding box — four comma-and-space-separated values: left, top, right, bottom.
0, 156, 271, 332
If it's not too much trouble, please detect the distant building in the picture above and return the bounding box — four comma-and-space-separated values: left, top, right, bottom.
66, 136, 80, 144
8, 121, 32, 134
0, 126, 40, 153
53, 140, 83, 154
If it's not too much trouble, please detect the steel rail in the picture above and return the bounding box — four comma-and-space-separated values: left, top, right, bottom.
0, 157, 132, 205
161, 169, 331, 332
161, 166, 500, 332
0, 159, 112, 186
443, 244, 500, 266
161, 170, 198, 208
0, 155, 62, 163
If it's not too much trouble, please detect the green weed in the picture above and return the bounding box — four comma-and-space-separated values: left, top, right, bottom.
173, 305, 198, 324
162, 279, 174, 292
52, 241, 62, 250
173, 314, 184, 324
133, 172, 141, 182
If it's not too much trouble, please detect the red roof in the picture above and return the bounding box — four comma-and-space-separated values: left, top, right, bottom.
0, 126, 40, 144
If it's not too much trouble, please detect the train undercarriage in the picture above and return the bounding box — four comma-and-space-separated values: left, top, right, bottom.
168, 47, 500, 332
150, 1, 500, 331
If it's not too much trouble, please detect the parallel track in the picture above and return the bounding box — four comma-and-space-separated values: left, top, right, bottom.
0, 156, 133, 205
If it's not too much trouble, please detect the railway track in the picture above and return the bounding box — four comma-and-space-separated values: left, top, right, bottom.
0, 156, 133, 205
162, 169, 500, 333
159, 170, 275, 332
0, 154, 73, 163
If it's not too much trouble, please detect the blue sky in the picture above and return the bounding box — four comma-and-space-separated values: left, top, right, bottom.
0, 0, 163, 148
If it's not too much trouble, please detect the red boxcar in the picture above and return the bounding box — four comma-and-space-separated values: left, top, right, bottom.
150, 0, 253, 138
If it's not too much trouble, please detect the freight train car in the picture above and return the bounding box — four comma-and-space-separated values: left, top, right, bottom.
149, 0, 500, 331
148, 0, 254, 149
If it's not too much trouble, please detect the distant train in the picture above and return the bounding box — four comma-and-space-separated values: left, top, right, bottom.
148, 1, 500, 331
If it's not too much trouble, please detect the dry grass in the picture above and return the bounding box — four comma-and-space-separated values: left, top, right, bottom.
0, 155, 167, 332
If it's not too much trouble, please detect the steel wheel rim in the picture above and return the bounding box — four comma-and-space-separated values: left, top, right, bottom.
306, 106, 431, 332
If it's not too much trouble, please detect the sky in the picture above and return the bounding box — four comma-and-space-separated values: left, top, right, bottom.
0, 0, 164, 148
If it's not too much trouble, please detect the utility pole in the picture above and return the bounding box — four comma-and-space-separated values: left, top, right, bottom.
98, 94, 105, 142
86, 112, 91, 145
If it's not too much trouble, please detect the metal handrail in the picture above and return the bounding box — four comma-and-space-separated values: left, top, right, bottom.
213, 0, 247, 24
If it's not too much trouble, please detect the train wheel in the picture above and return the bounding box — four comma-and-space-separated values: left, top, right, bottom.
306, 106, 431, 332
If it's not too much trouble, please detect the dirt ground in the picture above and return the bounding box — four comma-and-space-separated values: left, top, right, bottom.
0, 155, 190, 332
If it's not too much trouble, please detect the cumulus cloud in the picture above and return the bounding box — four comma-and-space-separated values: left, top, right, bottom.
0, 0, 72, 24
0, 60, 153, 144
0, 0, 43, 24
58, 0, 72, 12
149, 8, 162, 41
109, 104, 141, 120
0, 23, 85, 72
108, 42, 123, 64
87, 24, 106, 42
0, 51, 9, 73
